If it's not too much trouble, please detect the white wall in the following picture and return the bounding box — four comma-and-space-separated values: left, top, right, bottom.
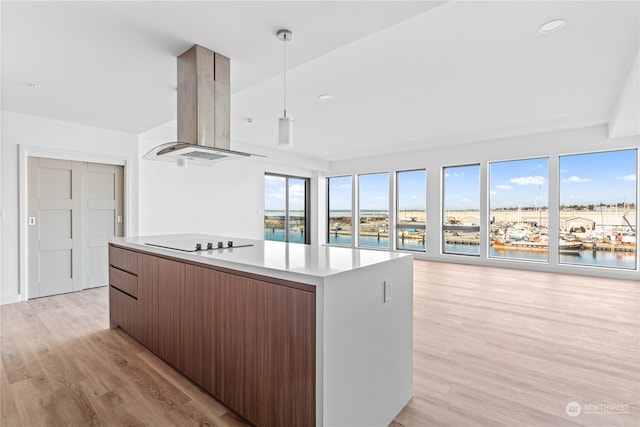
138, 127, 328, 243
1, 111, 139, 303
329, 125, 640, 280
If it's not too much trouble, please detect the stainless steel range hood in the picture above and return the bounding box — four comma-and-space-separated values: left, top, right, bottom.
144, 45, 254, 166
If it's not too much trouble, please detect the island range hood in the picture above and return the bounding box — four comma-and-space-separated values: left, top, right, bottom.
144, 45, 255, 166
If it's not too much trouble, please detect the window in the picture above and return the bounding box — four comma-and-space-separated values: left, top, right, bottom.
397, 169, 426, 251
327, 176, 353, 245
559, 149, 637, 269
264, 175, 286, 242
264, 174, 310, 244
489, 158, 549, 261
442, 165, 480, 255
358, 172, 389, 248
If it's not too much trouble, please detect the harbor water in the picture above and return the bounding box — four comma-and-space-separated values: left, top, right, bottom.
266, 229, 636, 269
324, 235, 636, 270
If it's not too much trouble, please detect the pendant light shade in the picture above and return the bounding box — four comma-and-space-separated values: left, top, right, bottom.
277, 29, 293, 148
279, 116, 293, 148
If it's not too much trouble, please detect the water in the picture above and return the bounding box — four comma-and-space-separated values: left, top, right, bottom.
264, 229, 306, 244
452, 244, 636, 269
268, 230, 636, 269
328, 235, 425, 251
327, 237, 637, 269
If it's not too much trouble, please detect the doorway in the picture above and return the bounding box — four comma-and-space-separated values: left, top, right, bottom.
27, 157, 124, 298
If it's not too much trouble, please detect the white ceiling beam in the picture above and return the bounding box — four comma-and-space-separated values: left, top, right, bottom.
609, 50, 639, 139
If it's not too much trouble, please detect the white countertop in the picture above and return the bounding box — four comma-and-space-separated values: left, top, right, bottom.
111, 234, 412, 286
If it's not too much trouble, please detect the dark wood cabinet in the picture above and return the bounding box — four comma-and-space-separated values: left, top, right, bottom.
109, 245, 138, 275
109, 286, 137, 336
256, 279, 316, 427
183, 265, 218, 388
157, 257, 185, 369
136, 253, 159, 353
109, 246, 138, 337
109, 266, 137, 297
109, 244, 316, 427
215, 271, 260, 423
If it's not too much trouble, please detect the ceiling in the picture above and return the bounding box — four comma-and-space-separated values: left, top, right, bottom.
2, 1, 639, 162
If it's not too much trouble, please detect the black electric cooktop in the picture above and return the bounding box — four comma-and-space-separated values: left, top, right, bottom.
145, 239, 253, 252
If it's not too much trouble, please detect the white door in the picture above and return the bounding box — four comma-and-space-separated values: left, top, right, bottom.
28, 158, 82, 297
27, 157, 124, 298
84, 162, 124, 288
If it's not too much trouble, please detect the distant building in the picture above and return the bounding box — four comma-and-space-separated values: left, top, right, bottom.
561, 216, 596, 232
461, 216, 480, 226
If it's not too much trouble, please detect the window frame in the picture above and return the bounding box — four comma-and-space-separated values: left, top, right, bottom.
357, 171, 391, 249
396, 168, 426, 252
264, 172, 311, 245
488, 156, 550, 263
441, 163, 481, 256
557, 148, 637, 270
327, 175, 354, 246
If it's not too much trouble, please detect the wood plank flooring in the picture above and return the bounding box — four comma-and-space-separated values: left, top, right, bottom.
394, 261, 639, 427
1, 260, 638, 426
1, 285, 249, 426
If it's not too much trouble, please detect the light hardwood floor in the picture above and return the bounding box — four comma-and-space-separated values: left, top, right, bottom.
1, 260, 638, 426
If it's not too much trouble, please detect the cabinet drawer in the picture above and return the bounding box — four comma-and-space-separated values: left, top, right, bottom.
110, 286, 137, 335
109, 266, 138, 298
109, 245, 138, 274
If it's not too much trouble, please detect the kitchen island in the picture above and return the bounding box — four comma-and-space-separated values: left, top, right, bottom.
108, 234, 413, 427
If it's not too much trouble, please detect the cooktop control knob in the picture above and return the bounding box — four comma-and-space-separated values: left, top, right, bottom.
206, 242, 213, 250
217, 241, 224, 249
195, 243, 202, 251
227, 241, 233, 248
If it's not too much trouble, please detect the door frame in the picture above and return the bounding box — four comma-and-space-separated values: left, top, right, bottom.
19, 144, 133, 301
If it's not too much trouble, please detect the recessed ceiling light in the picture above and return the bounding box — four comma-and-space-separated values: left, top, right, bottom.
539, 19, 565, 34
318, 94, 333, 101
554, 112, 569, 118
246, 118, 255, 124
408, 137, 418, 141
29, 83, 41, 91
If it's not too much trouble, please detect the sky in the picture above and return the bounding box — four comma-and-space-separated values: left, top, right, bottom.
559, 149, 636, 206
328, 175, 352, 211
442, 150, 637, 210
397, 170, 426, 211
444, 165, 480, 211
359, 173, 389, 210
273, 149, 637, 212
264, 175, 306, 211
328, 171, 427, 212
490, 158, 548, 209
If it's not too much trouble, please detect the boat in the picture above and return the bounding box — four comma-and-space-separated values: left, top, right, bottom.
492, 240, 548, 252
492, 237, 584, 253
559, 237, 583, 254
506, 226, 530, 241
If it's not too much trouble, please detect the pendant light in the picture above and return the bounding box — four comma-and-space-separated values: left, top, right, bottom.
277, 29, 293, 148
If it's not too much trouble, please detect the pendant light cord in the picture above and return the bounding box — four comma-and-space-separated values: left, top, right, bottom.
283, 34, 287, 118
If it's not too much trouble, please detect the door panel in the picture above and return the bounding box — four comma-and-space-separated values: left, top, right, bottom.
39, 209, 71, 240
27, 157, 124, 298
28, 157, 81, 298
38, 249, 73, 297
84, 163, 123, 288
38, 163, 72, 198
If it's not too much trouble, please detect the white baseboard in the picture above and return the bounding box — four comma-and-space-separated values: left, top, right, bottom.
1, 294, 21, 305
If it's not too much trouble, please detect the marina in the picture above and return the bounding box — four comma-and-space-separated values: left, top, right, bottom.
266, 207, 637, 269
